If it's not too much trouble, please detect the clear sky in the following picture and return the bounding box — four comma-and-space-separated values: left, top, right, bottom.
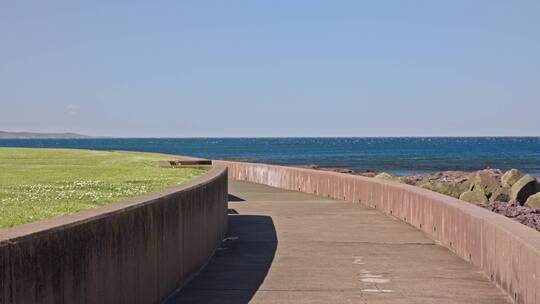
1, 1, 539, 137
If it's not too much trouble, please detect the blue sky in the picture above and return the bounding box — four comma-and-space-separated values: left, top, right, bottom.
1, 1, 539, 137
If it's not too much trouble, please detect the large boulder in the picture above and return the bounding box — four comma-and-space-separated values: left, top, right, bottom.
501, 169, 524, 188
525, 193, 540, 208
459, 191, 489, 204
510, 174, 539, 204
373, 172, 413, 184
396, 176, 414, 185
420, 181, 469, 198
415, 178, 430, 187
374, 172, 395, 181
408, 171, 474, 184
490, 186, 510, 202
469, 171, 502, 198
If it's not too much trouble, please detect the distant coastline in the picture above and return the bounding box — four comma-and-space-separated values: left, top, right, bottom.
0, 131, 90, 139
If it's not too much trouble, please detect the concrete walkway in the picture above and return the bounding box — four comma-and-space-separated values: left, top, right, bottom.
168, 181, 511, 304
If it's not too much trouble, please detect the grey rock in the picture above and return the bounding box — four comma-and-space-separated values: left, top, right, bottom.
524, 192, 540, 209
489, 187, 510, 203
510, 174, 539, 204
420, 181, 469, 198
374, 172, 395, 181
459, 191, 489, 204
469, 171, 502, 198
501, 169, 524, 188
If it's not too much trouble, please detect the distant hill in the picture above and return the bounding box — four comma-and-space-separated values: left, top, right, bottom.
0, 131, 91, 139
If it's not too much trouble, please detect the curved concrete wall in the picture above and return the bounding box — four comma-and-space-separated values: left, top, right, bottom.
214, 160, 540, 304
0, 166, 228, 304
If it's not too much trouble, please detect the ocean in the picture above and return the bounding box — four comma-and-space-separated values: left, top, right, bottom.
1, 137, 539, 176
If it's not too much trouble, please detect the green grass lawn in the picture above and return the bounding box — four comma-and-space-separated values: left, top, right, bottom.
0, 148, 207, 228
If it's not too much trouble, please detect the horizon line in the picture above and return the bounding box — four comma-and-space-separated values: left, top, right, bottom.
3, 135, 540, 139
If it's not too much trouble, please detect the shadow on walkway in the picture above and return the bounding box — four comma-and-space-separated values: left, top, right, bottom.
166, 198, 277, 304
228, 194, 245, 202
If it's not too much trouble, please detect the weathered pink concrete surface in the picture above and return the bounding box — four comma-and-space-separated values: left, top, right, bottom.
0, 166, 228, 304
214, 160, 540, 304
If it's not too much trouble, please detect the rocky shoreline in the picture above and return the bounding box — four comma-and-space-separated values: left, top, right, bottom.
303, 165, 540, 232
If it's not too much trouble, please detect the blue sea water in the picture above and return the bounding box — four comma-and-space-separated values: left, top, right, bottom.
1, 137, 539, 176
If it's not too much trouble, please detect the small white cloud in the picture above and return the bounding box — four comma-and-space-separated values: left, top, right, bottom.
66, 104, 80, 115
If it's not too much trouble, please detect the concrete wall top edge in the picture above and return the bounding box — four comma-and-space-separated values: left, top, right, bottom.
0, 165, 227, 244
